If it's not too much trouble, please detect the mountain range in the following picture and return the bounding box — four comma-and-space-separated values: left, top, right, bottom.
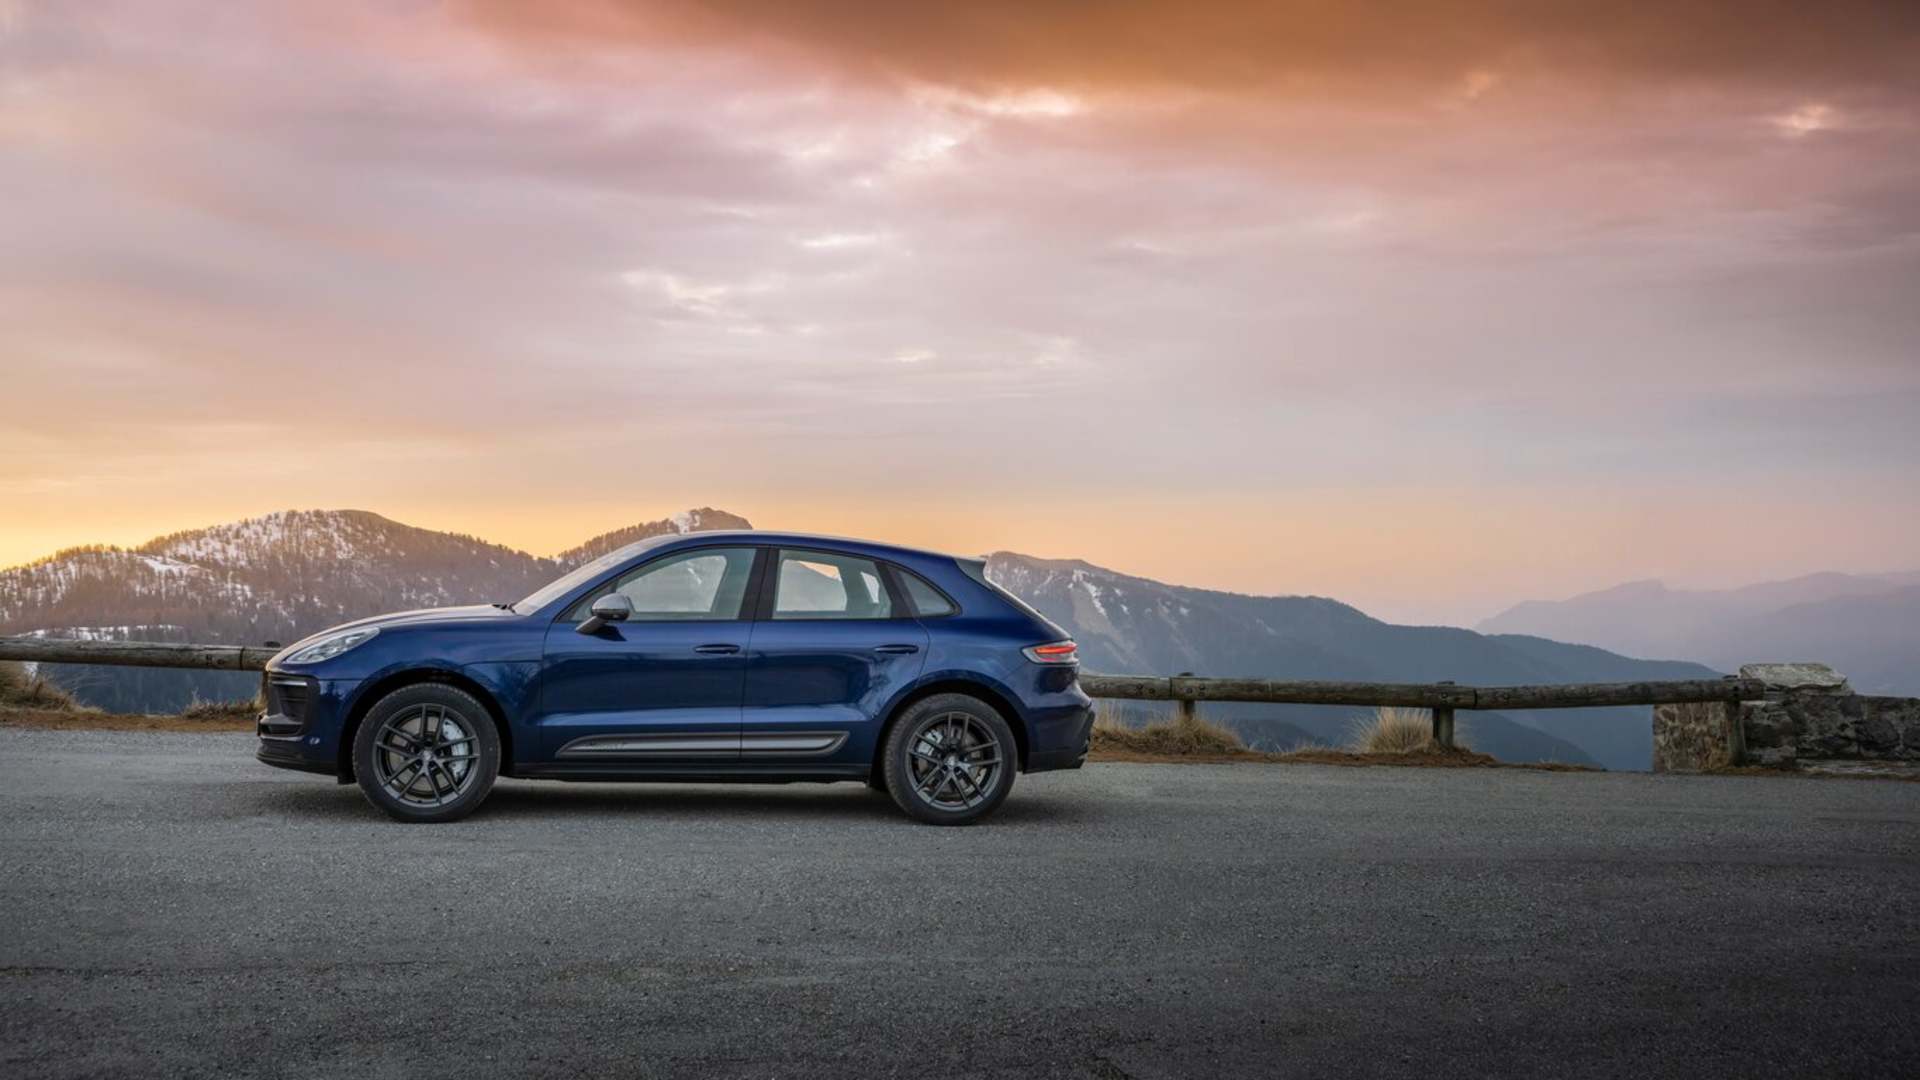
1479, 572, 1920, 697
985, 554, 1718, 768
4, 508, 1737, 769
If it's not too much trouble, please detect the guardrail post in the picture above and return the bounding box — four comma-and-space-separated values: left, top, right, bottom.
1174, 672, 1197, 727
1433, 681, 1456, 748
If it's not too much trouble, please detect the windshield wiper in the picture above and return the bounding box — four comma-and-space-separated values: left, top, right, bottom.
491, 601, 515, 612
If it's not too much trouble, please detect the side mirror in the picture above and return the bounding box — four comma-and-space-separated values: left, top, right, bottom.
576, 593, 633, 634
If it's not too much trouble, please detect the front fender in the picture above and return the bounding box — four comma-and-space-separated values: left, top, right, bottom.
334, 659, 543, 772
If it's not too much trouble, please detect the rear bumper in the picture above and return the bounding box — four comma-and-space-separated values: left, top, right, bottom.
1025, 701, 1093, 773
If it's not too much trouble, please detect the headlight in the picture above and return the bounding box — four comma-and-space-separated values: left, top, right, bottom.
285, 627, 380, 664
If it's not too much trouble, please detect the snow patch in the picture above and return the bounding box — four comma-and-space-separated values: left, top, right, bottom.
134, 554, 203, 577
22, 625, 186, 641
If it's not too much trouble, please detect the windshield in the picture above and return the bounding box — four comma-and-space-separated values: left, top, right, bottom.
513, 535, 680, 614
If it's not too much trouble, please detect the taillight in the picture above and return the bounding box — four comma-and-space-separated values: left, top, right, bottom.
1023, 640, 1079, 665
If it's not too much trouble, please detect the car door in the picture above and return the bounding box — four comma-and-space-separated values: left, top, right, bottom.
538, 545, 763, 763
740, 547, 929, 764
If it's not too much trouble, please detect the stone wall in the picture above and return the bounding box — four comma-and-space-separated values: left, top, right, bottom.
1654, 662, 1920, 771
1651, 701, 1738, 773
1741, 692, 1920, 767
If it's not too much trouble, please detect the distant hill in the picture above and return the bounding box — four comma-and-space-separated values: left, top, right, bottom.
0, 509, 742, 712
4, 511, 1730, 768
1479, 572, 1920, 697
557, 509, 752, 566
985, 554, 1720, 769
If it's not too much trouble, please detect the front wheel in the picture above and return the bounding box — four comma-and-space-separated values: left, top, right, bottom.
882, 694, 1017, 825
352, 684, 500, 823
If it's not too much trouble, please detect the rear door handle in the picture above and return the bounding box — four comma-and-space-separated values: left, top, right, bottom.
693, 643, 742, 655
874, 644, 920, 655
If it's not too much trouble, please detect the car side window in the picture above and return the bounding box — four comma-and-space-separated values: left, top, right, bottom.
564, 547, 757, 622
896, 568, 957, 617
772, 550, 893, 620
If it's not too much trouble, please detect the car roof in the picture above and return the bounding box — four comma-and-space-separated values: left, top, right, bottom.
657, 530, 969, 565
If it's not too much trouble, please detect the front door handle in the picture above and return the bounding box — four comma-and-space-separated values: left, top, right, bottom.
692, 643, 742, 655
874, 644, 920, 655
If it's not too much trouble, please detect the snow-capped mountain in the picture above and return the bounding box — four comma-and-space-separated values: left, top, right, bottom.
2, 511, 556, 645
556, 508, 753, 566
1, 508, 749, 712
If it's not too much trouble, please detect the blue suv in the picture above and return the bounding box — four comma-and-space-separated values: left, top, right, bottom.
255, 532, 1092, 824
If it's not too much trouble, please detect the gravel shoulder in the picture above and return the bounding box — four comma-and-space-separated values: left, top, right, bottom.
2, 728, 1917, 1079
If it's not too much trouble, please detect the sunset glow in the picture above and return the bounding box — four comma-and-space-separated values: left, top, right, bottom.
3, 1, 1916, 623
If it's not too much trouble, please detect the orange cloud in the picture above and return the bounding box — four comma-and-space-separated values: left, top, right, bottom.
455, 0, 1920, 97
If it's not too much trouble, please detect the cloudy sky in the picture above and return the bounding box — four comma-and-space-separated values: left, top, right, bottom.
3, 0, 1916, 623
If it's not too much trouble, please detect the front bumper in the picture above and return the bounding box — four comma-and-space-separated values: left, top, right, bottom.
255, 742, 337, 776
254, 672, 351, 778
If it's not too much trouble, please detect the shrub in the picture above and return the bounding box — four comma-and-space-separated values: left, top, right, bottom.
1091, 700, 1245, 756
0, 661, 79, 711
1348, 706, 1469, 754
178, 695, 263, 723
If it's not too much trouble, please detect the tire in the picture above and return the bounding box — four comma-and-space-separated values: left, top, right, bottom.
352, 683, 500, 823
882, 693, 1017, 825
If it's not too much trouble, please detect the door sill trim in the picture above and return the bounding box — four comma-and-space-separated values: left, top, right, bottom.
741, 731, 848, 757
556, 733, 738, 759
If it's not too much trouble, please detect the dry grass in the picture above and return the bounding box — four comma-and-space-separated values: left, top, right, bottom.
0, 675, 259, 732
1085, 700, 1587, 771
178, 695, 263, 723
0, 661, 80, 711
1091, 700, 1246, 756
1347, 706, 1468, 755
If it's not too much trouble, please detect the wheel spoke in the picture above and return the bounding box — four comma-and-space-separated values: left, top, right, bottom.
385, 759, 423, 795
915, 764, 948, 799
427, 761, 452, 805
953, 768, 984, 804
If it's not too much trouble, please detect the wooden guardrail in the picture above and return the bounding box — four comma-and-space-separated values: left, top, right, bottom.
1, 635, 1765, 749
0, 637, 282, 672
1078, 673, 1762, 747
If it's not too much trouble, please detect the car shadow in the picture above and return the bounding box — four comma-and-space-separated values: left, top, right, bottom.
247, 776, 1103, 827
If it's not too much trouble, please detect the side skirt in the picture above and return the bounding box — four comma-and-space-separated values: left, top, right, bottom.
516, 762, 869, 784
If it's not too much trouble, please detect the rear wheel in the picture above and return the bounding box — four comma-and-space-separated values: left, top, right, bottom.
882, 694, 1016, 825
352, 684, 500, 823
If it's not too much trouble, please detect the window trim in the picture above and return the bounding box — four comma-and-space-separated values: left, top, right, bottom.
553, 544, 768, 624
753, 546, 911, 623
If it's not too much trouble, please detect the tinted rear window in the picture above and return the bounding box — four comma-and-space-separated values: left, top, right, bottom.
957, 558, 1052, 625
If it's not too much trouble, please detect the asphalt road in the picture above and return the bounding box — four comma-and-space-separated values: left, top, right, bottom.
2, 729, 1917, 1079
